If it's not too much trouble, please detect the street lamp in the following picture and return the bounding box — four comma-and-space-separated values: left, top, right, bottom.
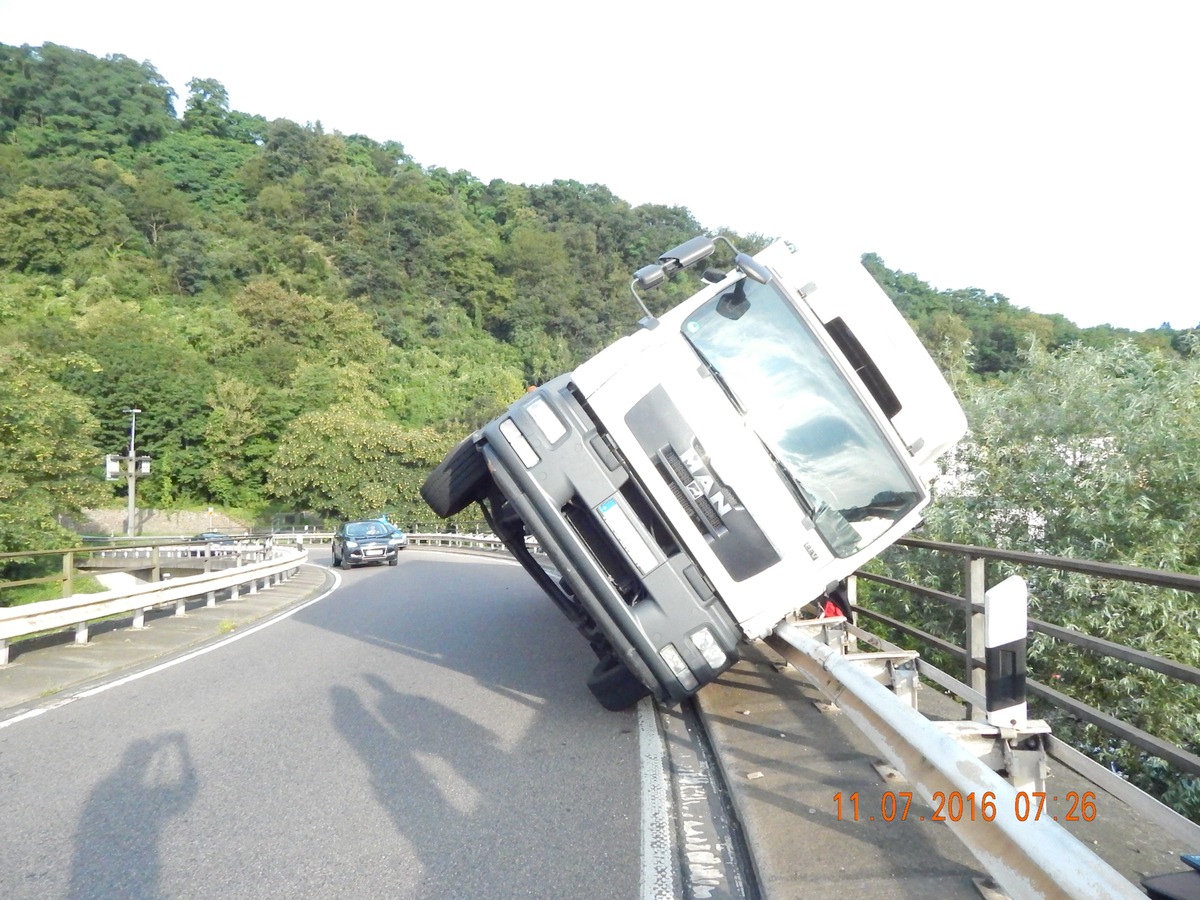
119, 408, 148, 538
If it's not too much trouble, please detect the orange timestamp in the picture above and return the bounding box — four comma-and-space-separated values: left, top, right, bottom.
834, 790, 1098, 823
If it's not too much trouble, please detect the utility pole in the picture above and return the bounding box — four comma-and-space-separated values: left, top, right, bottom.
106, 409, 151, 538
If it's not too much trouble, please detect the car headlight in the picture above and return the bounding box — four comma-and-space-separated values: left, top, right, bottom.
345, 540, 359, 549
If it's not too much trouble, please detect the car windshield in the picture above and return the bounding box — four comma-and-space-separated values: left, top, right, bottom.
346, 522, 389, 539
681, 277, 920, 558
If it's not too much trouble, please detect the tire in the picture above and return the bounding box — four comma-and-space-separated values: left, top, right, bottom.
340, 555, 353, 570
587, 657, 651, 711
332, 550, 341, 567
388, 556, 399, 566
420, 436, 490, 518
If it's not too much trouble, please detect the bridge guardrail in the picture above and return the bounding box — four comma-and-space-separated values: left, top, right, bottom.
0, 545, 306, 665
855, 538, 1200, 784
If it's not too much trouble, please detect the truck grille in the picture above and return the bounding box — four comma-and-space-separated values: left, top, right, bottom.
659, 447, 723, 534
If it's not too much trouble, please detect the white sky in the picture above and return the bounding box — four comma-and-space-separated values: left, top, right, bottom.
3, 0, 1197, 330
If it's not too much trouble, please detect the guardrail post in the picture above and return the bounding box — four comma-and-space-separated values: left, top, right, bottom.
151, 545, 161, 582
206, 590, 217, 608
0, 638, 9, 666
844, 575, 860, 653
133, 607, 145, 629
75, 621, 89, 644
964, 555, 987, 721
62, 551, 75, 598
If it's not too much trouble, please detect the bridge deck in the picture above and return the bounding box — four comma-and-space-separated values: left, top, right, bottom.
695, 642, 1196, 897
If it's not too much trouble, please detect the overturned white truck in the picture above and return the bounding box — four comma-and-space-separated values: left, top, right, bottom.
421, 236, 966, 709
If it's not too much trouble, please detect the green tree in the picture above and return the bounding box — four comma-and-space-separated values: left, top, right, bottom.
0, 186, 100, 274
0, 345, 107, 556
868, 340, 1200, 817
203, 376, 272, 506
266, 408, 452, 520
53, 300, 216, 503
181, 77, 231, 138
0, 43, 175, 155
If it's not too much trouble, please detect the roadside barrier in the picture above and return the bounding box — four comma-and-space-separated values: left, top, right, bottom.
0, 545, 306, 665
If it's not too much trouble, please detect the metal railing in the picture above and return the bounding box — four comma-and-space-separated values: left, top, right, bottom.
852, 537, 1200, 780
766, 619, 1145, 900
765, 540, 1200, 898
0, 537, 269, 601
0, 545, 306, 665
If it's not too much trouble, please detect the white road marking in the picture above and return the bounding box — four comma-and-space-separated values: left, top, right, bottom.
0, 564, 341, 730
639, 695, 678, 899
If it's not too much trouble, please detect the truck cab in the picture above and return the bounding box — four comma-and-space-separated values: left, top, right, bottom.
422, 236, 966, 709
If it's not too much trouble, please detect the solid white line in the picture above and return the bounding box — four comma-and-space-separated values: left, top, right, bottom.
639, 695, 677, 900
0, 565, 341, 730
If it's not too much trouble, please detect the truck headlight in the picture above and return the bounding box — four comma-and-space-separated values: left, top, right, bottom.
499, 418, 540, 468
526, 396, 566, 444
659, 644, 699, 691
690, 626, 727, 670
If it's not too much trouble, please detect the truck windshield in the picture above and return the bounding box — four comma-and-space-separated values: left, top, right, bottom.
681, 277, 920, 558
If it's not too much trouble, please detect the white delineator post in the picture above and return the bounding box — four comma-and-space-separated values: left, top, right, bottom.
985, 575, 1029, 728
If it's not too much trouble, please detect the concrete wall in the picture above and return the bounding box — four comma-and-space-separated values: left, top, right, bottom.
75, 508, 250, 538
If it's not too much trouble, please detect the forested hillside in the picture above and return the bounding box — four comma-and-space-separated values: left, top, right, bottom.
2, 42, 1196, 818
0, 42, 1195, 545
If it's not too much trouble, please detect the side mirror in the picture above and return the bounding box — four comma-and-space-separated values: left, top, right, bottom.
735, 252, 772, 284
658, 236, 716, 274
633, 264, 665, 291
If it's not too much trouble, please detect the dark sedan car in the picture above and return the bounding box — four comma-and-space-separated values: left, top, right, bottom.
190, 532, 236, 543
331, 520, 407, 569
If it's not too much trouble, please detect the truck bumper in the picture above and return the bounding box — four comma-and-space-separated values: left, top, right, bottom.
478, 378, 742, 705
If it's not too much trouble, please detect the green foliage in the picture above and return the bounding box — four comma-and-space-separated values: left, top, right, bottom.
0, 43, 175, 155
0, 345, 107, 555
265, 410, 455, 521
864, 340, 1200, 819
0, 186, 100, 273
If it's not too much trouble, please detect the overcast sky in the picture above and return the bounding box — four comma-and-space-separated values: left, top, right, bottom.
3, 1, 1197, 330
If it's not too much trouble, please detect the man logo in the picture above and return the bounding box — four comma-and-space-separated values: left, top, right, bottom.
679, 446, 733, 517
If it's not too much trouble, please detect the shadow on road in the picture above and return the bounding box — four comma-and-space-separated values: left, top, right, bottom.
312, 556, 640, 896
68, 731, 198, 899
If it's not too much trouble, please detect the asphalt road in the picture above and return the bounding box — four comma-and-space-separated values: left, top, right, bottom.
0, 553, 642, 899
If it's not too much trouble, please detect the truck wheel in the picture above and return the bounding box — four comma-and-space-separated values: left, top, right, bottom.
587, 657, 651, 711
420, 436, 490, 518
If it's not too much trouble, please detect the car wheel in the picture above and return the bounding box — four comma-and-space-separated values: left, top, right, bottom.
388, 556, 399, 567
332, 550, 341, 567
420, 436, 490, 517
340, 555, 353, 570
586, 656, 651, 711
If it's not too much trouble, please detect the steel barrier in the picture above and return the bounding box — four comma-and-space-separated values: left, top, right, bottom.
0, 545, 306, 665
